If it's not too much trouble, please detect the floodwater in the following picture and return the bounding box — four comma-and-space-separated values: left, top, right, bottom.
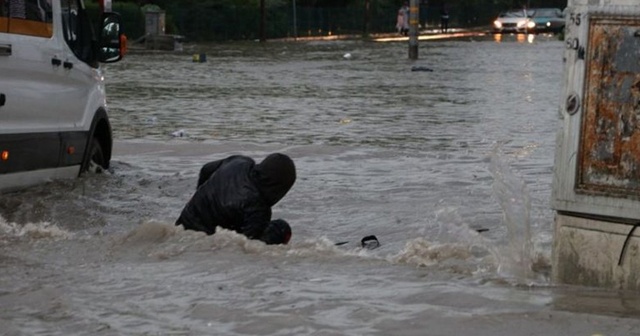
2, 34, 640, 335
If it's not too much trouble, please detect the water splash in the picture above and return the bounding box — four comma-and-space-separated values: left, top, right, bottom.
0, 215, 73, 240
489, 144, 534, 281
393, 207, 495, 275
108, 221, 377, 262
392, 238, 472, 268
434, 206, 484, 244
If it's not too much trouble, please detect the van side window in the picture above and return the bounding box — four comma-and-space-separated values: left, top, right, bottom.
0, 0, 52, 37
61, 0, 97, 67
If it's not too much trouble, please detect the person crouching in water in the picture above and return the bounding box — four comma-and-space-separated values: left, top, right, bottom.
175, 153, 296, 245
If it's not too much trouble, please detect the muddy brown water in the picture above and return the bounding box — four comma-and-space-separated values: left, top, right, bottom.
2, 34, 640, 335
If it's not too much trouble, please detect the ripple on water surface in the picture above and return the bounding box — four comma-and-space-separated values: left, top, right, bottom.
4, 37, 638, 335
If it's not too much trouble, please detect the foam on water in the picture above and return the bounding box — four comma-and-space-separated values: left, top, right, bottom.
106, 220, 492, 281
0, 215, 73, 240
392, 238, 472, 267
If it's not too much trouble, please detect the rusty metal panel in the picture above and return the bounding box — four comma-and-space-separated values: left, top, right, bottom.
577, 16, 640, 198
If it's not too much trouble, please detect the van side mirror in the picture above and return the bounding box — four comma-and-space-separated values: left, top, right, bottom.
98, 12, 125, 63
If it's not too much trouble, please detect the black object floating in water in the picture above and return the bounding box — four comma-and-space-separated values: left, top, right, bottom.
334, 235, 381, 249
361, 235, 380, 249
411, 66, 434, 72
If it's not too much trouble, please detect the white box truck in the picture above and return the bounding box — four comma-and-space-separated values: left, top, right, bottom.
0, 0, 124, 192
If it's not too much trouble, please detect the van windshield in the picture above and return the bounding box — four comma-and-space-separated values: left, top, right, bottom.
0, 0, 53, 37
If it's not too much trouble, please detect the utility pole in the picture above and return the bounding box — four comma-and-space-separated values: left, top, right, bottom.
363, 0, 371, 39
408, 0, 419, 59
260, 0, 266, 42
99, 0, 111, 13
293, 0, 298, 39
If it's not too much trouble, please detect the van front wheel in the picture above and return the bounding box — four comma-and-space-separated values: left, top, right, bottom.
82, 137, 106, 174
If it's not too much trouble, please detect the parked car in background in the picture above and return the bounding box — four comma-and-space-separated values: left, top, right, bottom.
493, 9, 533, 34
527, 8, 566, 34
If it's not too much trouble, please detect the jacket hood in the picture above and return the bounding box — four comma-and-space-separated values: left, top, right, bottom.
253, 153, 296, 205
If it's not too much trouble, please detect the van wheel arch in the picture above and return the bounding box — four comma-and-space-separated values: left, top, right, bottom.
80, 109, 113, 175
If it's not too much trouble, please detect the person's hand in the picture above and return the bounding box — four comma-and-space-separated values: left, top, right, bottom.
259, 219, 291, 245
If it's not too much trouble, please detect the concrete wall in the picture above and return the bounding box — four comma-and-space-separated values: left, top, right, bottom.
553, 214, 640, 290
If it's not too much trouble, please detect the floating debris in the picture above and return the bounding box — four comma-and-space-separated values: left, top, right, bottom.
411, 66, 434, 72
171, 129, 187, 137
192, 53, 207, 63
361, 235, 380, 249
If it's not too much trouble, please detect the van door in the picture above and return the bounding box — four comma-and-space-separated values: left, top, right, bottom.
57, 0, 102, 133
50, 0, 110, 170
0, 0, 63, 173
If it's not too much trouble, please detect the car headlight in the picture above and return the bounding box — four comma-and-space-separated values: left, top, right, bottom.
494, 20, 502, 28
527, 21, 536, 29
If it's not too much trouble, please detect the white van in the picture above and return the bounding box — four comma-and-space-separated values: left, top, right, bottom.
0, 0, 124, 192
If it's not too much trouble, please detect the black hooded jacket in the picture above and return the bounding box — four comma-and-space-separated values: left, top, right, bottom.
175, 153, 296, 240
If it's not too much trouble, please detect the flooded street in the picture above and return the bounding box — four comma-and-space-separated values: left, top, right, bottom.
2, 34, 640, 335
